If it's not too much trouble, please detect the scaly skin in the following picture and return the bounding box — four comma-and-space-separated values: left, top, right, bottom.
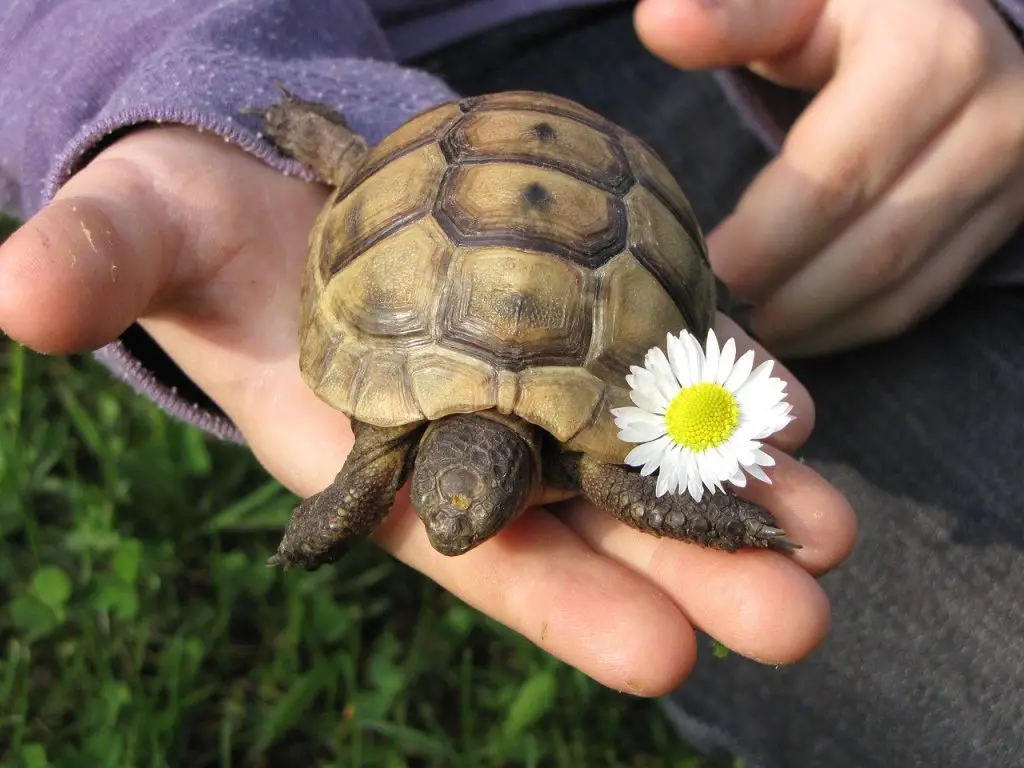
556, 452, 796, 552
269, 420, 424, 570
410, 414, 537, 556
248, 85, 369, 187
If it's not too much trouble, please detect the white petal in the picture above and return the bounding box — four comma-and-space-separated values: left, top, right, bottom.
669, 444, 689, 493
630, 386, 668, 414
740, 382, 785, 410
660, 453, 682, 496
612, 406, 657, 428
766, 415, 795, 438
686, 463, 704, 502
726, 436, 761, 465
707, 452, 731, 495
698, 454, 720, 495
716, 337, 736, 384
666, 332, 694, 388
645, 346, 681, 402
628, 367, 669, 404
745, 463, 772, 484
750, 448, 775, 468
610, 405, 636, 418
708, 445, 739, 484
683, 331, 704, 385
656, 465, 672, 497
703, 329, 720, 382
736, 359, 775, 397
625, 435, 673, 473
734, 377, 793, 441
621, 408, 665, 426
742, 408, 793, 440
724, 349, 755, 392
618, 421, 668, 443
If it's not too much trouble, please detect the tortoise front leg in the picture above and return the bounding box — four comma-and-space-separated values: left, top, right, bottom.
268, 420, 425, 570
557, 453, 797, 553
247, 85, 369, 187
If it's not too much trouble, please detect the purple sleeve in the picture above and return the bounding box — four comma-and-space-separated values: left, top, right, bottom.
0, 0, 458, 443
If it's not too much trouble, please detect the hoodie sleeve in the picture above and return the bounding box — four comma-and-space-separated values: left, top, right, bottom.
0, 0, 458, 442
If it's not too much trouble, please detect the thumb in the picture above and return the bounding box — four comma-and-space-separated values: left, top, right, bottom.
0, 143, 176, 355
634, 0, 834, 87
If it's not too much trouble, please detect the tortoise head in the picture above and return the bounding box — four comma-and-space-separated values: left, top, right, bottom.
410, 414, 537, 556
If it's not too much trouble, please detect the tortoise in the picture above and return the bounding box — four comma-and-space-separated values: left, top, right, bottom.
251, 88, 793, 570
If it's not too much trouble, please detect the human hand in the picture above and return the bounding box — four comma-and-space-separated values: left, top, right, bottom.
636, 0, 1024, 357
0, 126, 856, 694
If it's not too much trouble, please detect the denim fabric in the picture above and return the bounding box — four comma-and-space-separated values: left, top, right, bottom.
421, 7, 1024, 766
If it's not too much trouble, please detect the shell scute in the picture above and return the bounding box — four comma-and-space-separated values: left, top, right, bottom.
321, 143, 447, 278
350, 352, 423, 425
406, 348, 497, 419
442, 109, 633, 194
329, 218, 449, 339
435, 162, 626, 268
438, 247, 594, 369
624, 184, 715, 339
514, 366, 604, 443
586, 252, 686, 383
467, 91, 612, 132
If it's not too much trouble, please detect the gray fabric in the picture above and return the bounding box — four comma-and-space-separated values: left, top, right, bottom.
664, 291, 1024, 768
422, 8, 1024, 767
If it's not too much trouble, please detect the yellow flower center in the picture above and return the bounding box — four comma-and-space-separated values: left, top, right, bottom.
664, 382, 740, 452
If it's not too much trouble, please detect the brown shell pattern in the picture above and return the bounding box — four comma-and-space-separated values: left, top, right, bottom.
299, 91, 716, 464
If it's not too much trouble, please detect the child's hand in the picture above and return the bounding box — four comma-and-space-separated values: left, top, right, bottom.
637, 0, 1024, 356
0, 127, 856, 694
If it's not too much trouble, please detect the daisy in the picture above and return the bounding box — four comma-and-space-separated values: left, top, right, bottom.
611, 328, 794, 502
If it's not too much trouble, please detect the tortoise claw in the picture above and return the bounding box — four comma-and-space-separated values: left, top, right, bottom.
763, 528, 802, 553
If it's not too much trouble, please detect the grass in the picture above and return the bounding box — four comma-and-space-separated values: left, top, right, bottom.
0, 211, 725, 767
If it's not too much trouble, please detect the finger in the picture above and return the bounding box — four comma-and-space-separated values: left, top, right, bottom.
714, 313, 815, 452
708, 6, 987, 301
0, 162, 175, 354
754, 57, 1024, 346
379, 498, 698, 696
561, 449, 855, 664
633, 0, 829, 73
769, 179, 1024, 358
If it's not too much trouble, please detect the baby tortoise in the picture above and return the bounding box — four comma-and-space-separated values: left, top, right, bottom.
252, 88, 793, 569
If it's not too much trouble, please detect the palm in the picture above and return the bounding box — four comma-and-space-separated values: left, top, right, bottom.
0, 127, 857, 695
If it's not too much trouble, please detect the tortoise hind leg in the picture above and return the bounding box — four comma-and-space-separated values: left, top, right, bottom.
248, 85, 369, 187
269, 420, 426, 570
557, 453, 797, 552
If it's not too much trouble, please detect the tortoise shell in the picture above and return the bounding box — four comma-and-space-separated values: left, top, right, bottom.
298, 91, 716, 464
